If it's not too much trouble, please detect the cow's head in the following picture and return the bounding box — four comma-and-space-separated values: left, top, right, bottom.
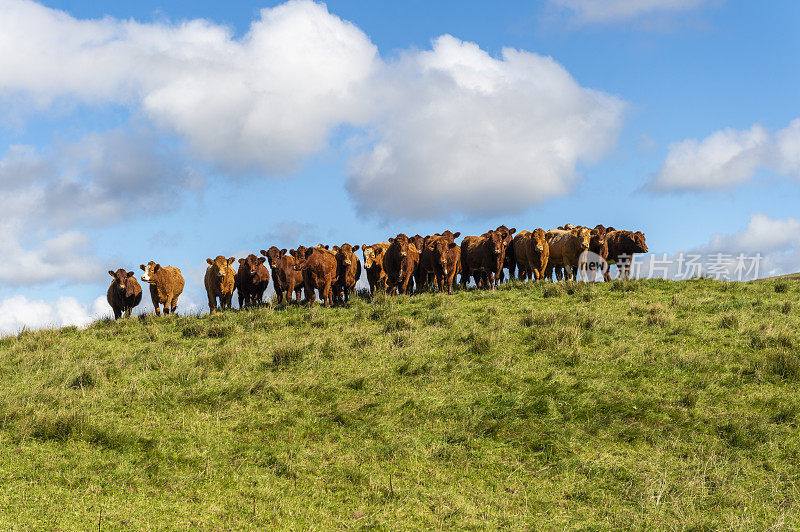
260, 247, 284, 269
140, 261, 160, 283
239, 254, 266, 280
571, 227, 591, 251
206, 255, 235, 280
590, 226, 607, 250
532, 229, 547, 252
634, 231, 648, 253
109, 268, 129, 291
496, 225, 517, 246
485, 230, 504, 256
362, 245, 381, 269
334, 243, 359, 267
391, 234, 410, 258
439, 230, 461, 243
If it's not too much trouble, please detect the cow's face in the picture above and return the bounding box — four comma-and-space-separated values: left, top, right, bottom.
336, 244, 359, 268
140, 261, 160, 283
261, 247, 284, 269
392, 234, 410, 257
240, 254, 265, 280
486, 231, 504, 255
496, 226, 517, 246
362, 246, 376, 269
590, 227, 606, 249
109, 268, 128, 291
573, 227, 591, 251
532, 229, 547, 252
634, 231, 648, 253
439, 230, 461, 243
207, 255, 234, 280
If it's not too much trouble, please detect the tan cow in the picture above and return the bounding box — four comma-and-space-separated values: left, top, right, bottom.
545, 227, 591, 281
513, 229, 549, 281
362, 242, 390, 294
204, 256, 236, 313
140, 261, 185, 315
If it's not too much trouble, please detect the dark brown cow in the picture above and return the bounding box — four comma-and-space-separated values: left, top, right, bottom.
513, 229, 549, 281
385, 234, 419, 295
420, 234, 461, 294
605, 230, 648, 280
140, 261, 185, 315
545, 227, 591, 281
294, 246, 338, 307
362, 242, 390, 294
106, 268, 142, 319
333, 244, 362, 304
460, 230, 505, 290
494, 225, 517, 282
236, 254, 269, 308
261, 247, 304, 303
410, 234, 426, 291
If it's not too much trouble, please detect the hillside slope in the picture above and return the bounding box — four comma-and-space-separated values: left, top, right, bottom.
0, 278, 799, 529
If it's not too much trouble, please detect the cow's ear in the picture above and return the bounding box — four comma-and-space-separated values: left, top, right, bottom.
227, 257, 235, 265
278, 248, 286, 256
140, 264, 146, 271
258, 257, 266, 264
289, 249, 296, 256
352, 245, 359, 251
154, 264, 161, 273
509, 228, 516, 235
206, 258, 213, 265
108, 270, 115, 277
260, 249, 268, 256
361, 244, 367, 250
324, 245, 330, 250
238, 258, 245, 264
333, 245, 340, 252
389, 238, 394, 243
448, 242, 458, 249
453, 232, 461, 238
127, 271, 135, 277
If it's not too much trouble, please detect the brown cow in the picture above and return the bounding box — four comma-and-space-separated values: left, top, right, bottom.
420, 234, 461, 295
460, 230, 505, 290
362, 242, 390, 294
513, 229, 549, 281
261, 247, 303, 304
494, 225, 517, 282
106, 268, 142, 319
294, 246, 338, 307
605, 230, 648, 280
204, 256, 236, 313
545, 227, 591, 281
236, 254, 269, 308
384, 234, 419, 295
140, 261, 184, 315
333, 244, 362, 304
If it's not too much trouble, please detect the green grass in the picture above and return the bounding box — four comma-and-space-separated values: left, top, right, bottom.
1, 278, 800, 529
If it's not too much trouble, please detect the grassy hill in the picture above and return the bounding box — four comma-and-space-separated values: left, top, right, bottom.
1, 278, 799, 529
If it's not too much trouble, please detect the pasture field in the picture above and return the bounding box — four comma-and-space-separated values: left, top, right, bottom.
1, 278, 799, 530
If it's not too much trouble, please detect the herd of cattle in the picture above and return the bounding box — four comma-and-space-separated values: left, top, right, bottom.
106, 225, 648, 319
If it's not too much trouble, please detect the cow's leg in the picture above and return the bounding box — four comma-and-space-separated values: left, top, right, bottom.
208, 294, 217, 314
113, 308, 122, 320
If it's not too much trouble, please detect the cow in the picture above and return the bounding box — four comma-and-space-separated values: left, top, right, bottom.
385, 234, 419, 295
545, 227, 591, 281
512, 229, 549, 281
578, 225, 609, 282
204, 256, 236, 313
140, 261, 185, 315
294, 246, 338, 307
333, 244, 361, 304
106, 268, 142, 319
410, 234, 426, 290
460, 230, 505, 290
362, 242, 390, 294
494, 226, 517, 283
419, 234, 461, 294
605, 230, 648, 280
236, 254, 269, 308
261, 247, 303, 304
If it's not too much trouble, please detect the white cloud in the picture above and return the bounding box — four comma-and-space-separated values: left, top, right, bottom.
650, 120, 800, 192
0, 294, 108, 336
0, 1, 624, 219
347, 35, 625, 219
549, 0, 717, 23
0, 0, 379, 173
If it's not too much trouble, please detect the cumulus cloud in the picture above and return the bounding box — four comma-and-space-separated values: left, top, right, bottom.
1, 1, 624, 219
347, 35, 625, 219
0, 295, 108, 336
0, 0, 379, 173
649, 119, 800, 192
548, 0, 718, 23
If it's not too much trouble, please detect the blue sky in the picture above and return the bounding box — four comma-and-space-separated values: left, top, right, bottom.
1, 0, 799, 332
